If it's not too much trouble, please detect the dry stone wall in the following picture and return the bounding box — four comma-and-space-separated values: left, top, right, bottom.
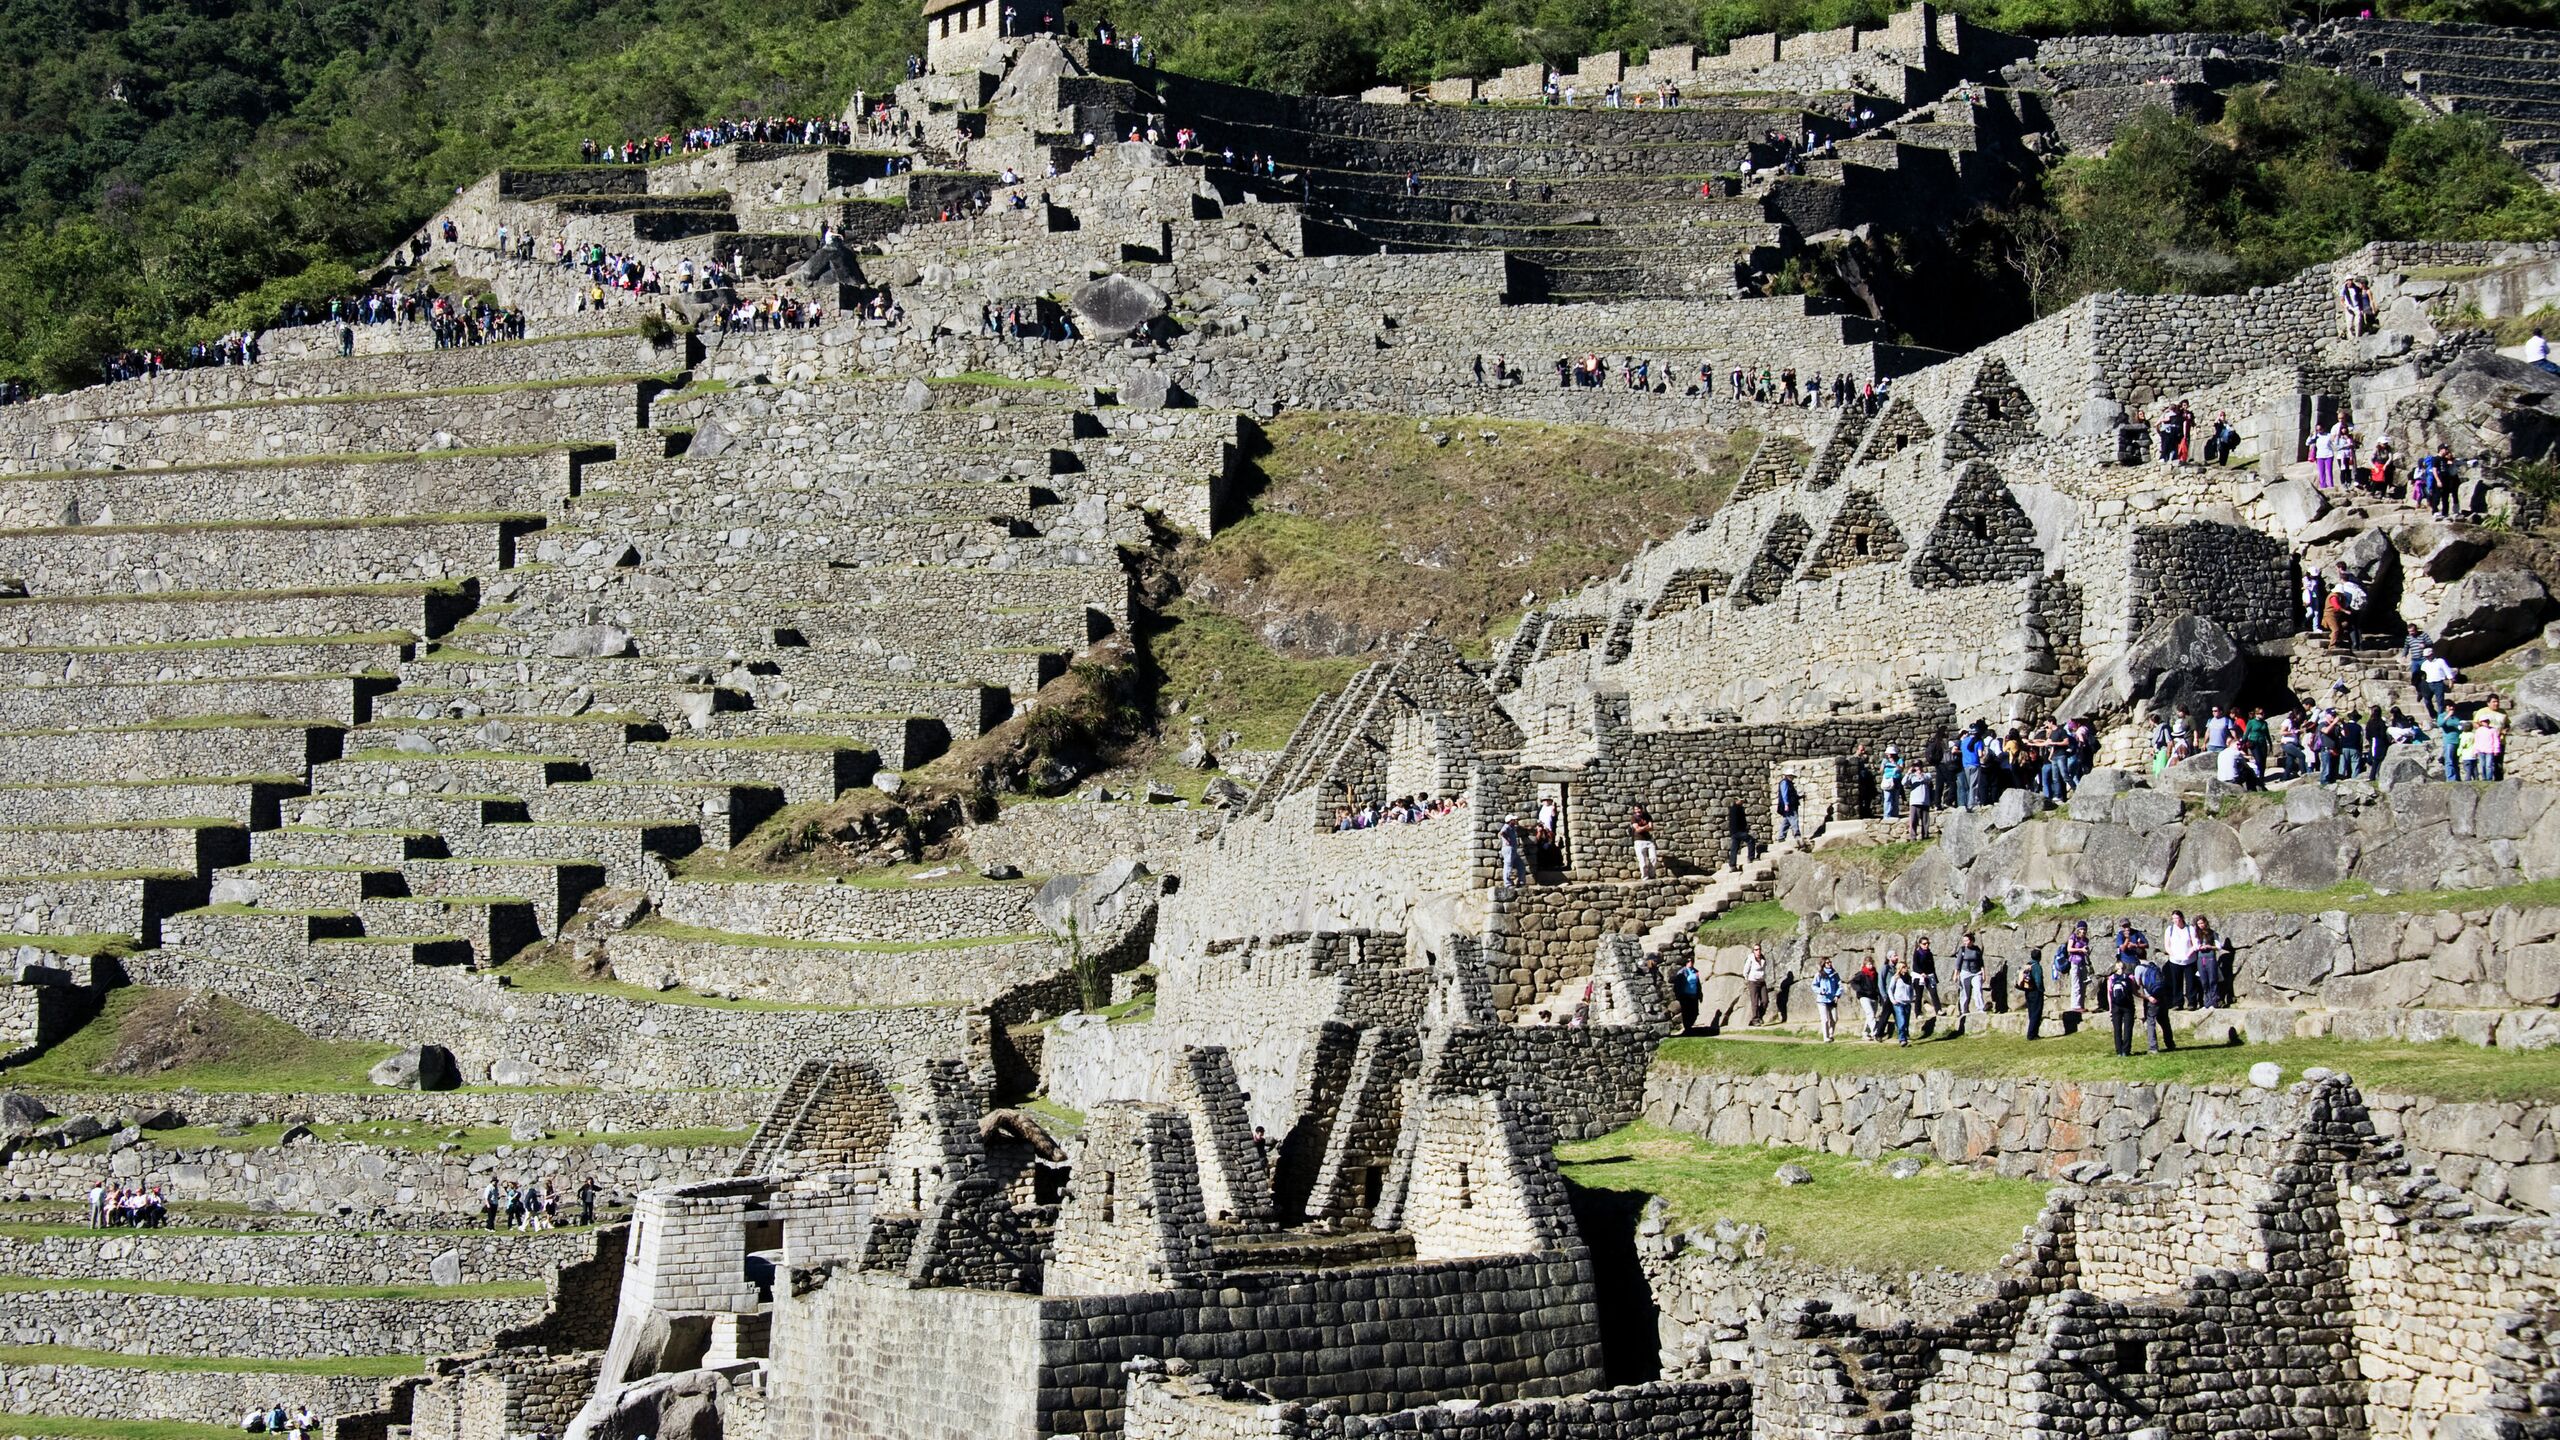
0, 1363, 387, 1426
0, 1287, 548, 1359
0, 1227, 595, 1287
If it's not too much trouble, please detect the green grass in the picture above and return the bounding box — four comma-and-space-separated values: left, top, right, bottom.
0, 1420, 300, 1440
0, 933, 135, 959
1180, 412, 1744, 658
0, 1276, 541, 1300
57, 1119, 749, 1154
1556, 1123, 2049, 1272
1657, 1028, 2560, 1103
1693, 899, 1797, 945
625, 918, 1042, 954
490, 947, 924, 1012
1813, 838, 1932, 879
1143, 602, 1363, 752
0, 1348, 425, 1378
0, 987, 394, 1093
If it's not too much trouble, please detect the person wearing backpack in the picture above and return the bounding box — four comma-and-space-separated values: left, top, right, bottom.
1813, 959, 1844, 1042
1774, 771, 1802, 843
2104, 957, 2138, 1056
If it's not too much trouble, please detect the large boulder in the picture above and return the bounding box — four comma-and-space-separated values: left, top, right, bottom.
2402, 352, 2560, 466
369, 1045, 461, 1092
548, 624, 634, 660
0, 1093, 51, 1134
2390, 518, 2493, 583
2431, 568, 2553, 664
1070, 273, 1169, 341
2337, 527, 2403, 618
2515, 663, 2560, 733
793, 239, 863, 287
2058, 613, 2246, 722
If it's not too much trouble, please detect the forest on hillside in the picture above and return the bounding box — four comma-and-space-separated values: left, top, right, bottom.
0, 0, 2556, 385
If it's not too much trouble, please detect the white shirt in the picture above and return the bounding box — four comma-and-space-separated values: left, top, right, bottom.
2530, 333, 2550, 364
2217, 745, 2246, 782
2162, 921, 2194, 967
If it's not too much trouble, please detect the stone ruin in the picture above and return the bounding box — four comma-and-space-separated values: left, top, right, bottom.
0, 5, 2554, 1439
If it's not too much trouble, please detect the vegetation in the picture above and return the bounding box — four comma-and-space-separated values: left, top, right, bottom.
1556, 1122, 2050, 1271
1143, 602, 1364, 751
1981, 69, 2560, 318
0, 1348, 424, 1378
1180, 414, 1740, 659
0, 987, 393, 1092
1658, 1028, 2560, 1102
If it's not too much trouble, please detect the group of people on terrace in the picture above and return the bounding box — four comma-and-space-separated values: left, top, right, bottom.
579, 116, 861, 165
1540, 354, 1890, 410
82, 1181, 168, 1228
1332, 793, 1466, 831
479, 1176, 598, 1231
238, 1402, 321, 1438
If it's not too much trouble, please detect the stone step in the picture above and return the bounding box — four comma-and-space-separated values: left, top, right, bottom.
577, 469, 1045, 522
614, 737, 875, 804
437, 818, 699, 886
0, 778, 300, 828
0, 636, 417, 684
311, 753, 593, 798
0, 516, 538, 597
534, 515, 1045, 571
251, 825, 437, 867
399, 857, 606, 935
410, 645, 1050, 708
0, 720, 342, 784
358, 894, 544, 965
602, 921, 1061, 1007
499, 558, 1126, 614
310, 933, 479, 968
0, 447, 577, 530
349, 712, 664, 760
0, 871, 197, 943
162, 904, 366, 956
677, 710, 946, 769
0, 585, 469, 648
218, 861, 411, 909
0, 822, 248, 878
0, 673, 384, 729
653, 873, 1042, 943
524, 781, 785, 848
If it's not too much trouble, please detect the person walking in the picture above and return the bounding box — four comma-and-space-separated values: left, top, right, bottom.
1672, 958, 1702, 1033
2106, 956, 2140, 1057
1852, 958, 1882, 1042
481, 1178, 501, 1231
1813, 959, 1843, 1041
1774, 770, 1802, 843
1910, 935, 1942, 1017
1629, 805, 1660, 880
2137, 947, 2176, 1053
2020, 945, 2045, 1040
1744, 946, 1768, 1026
1954, 932, 1987, 1017
1499, 814, 1529, 887
1726, 800, 1754, 871
1887, 960, 1916, 1047
578, 1177, 600, 1227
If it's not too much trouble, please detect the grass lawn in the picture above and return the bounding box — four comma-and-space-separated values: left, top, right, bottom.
1141, 602, 1362, 752
1658, 1026, 2560, 1102
56, 1120, 749, 1155
0, 1418, 272, 1440
1557, 1122, 2049, 1272
0, 1276, 541, 1300
0, 1347, 423, 1378
0, 989, 393, 1094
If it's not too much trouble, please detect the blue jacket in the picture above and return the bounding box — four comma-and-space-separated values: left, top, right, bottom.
1813, 969, 1842, 1004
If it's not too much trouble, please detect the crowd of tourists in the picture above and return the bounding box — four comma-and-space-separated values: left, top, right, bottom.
579, 115, 863, 164
1536, 354, 1891, 410
1333, 793, 1465, 831
83, 1181, 169, 1228
480, 1176, 598, 1231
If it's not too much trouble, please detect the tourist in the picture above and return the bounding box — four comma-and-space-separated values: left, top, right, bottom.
1744, 946, 1768, 1026
1954, 932, 1987, 1016
2105, 955, 2140, 1057
578, 1177, 600, 1227
1726, 799, 1755, 871
1672, 957, 1702, 1032
2478, 695, 2507, 780
2064, 920, 2092, 1012
2019, 944, 2045, 1040
85, 1181, 105, 1229
1629, 805, 1659, 880
481, 1178, 501, 1231
1851, 958, 1883, 1041
1909, 935, 1941, 1016
1773, 769, 1801, 843
1905, 765, 1933, 839
2160, 910, 2194, 1010
1499, 814, 1528, 886
2192, 916, 2221, 1010
2531, 326, 2558, 376
2136, 945, 2176, 1053
1887, 959, 1916, 1047
1879, 746, 1903, 818
1813, 959, 1842, 1041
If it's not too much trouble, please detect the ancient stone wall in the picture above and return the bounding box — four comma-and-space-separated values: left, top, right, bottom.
961, 801, 1219, 876
0, 1364, 387, 1426
0, 1228, 596, 1287
0, 1286, 549, 1358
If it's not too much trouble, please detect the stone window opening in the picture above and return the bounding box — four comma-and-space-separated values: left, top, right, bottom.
1983, 395, 2003, 419
1456, 1162, 1473, 1210
1035, 1162, 1068, 1206
909, 1170, 923, 1208
1853, 532, 1870, 557
1101, 1171, 1117, 1222
2115, 1339, 2147, 1374
1968, 515, 1987, 541
1360, 1167, 1384, 1212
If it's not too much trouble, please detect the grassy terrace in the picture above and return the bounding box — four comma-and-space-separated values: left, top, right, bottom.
626, 918, 1044, 954
1699, 876, 2560, 946
121, 372, 679, 418
0, 445, 590, 485
0, 581, 461, 607
0, 1276, 541, 1300
0, 512, 538, 539
53, 1120, 749, 1154
0, 989, 391, 1093
1660, 1029, 2560, 1104
1558, 1123, 2048, 1272
0, 1348, 425, 1378
492, 948, 928, 1013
